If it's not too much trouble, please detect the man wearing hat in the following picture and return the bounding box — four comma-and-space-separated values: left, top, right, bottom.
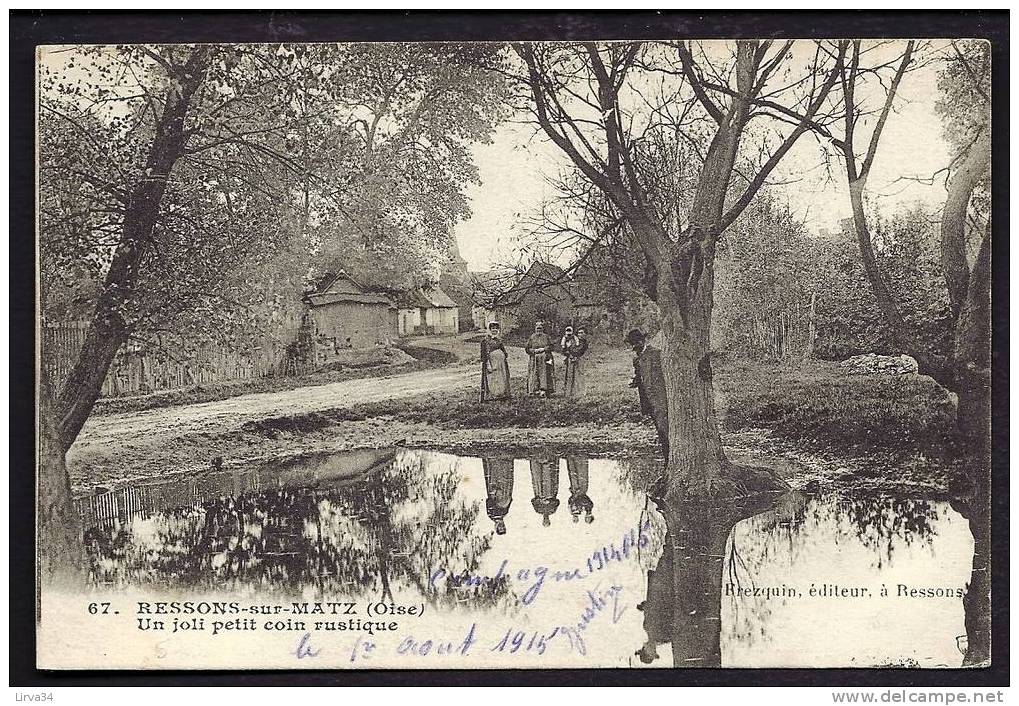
626, 329, 669, 460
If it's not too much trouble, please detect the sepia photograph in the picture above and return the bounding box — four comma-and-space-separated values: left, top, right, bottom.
16, 11, 1004, 685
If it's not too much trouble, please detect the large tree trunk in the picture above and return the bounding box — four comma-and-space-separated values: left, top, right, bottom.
849, 166, 991, 456
55, 314, 129, 451
55, 48, 211, 447
657, 240, 725, 497
656, 236, 788, 500
648, 47, 790, 501
38, 387, 85, 588
39, 48, 212, 581
847, 179, 916, 357
951, 233, 991, 447
942, 129, 992, 450
942, 131, 991, 322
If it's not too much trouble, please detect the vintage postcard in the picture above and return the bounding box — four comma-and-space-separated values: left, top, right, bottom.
35, 35, 993, 672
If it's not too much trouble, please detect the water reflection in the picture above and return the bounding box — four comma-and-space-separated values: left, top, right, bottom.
567, 457, 594, 524
482, 458, 513, 536
82, 449, 506, 608
77, 449, 987, 668
951, 493, 990, 666
529, 458, 560, 526
637, 493, 791, 667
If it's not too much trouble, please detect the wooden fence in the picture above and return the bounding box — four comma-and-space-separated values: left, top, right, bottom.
42, 318, 311, 398
75, 471, 264, 531
733, 293, 817, 361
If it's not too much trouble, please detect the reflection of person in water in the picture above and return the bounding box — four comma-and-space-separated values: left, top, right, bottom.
482, 457, 514, 535
566, 456, 594, 524
636, 494, 790, 667
636, 536, 674, 664
529, 458, 560, 526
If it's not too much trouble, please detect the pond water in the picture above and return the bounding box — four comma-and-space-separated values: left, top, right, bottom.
77, 448, 987, 669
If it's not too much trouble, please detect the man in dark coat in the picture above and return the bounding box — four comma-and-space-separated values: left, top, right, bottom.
625, 329, 669, 461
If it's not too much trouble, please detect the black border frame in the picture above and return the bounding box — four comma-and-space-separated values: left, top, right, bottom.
9, 10, 1010, 688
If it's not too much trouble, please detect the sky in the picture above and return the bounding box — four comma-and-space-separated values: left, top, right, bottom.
455, 42, 953, 272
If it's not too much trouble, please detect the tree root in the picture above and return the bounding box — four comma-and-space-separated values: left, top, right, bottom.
652, 459, 790, 506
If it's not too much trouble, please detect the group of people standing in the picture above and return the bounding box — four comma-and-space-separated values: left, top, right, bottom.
480, 320, 590, 402
482, 456, 594, 534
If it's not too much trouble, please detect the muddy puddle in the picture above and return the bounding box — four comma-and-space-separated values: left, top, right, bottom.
77, 447, 988, 668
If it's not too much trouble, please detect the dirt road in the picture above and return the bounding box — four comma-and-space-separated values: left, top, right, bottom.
75, 362, 482, 450
67, 346, 540, 489
72, 344, 536, 456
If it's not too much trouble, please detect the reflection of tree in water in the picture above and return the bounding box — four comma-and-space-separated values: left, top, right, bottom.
616, 455, 662, 497
637, 494, 786, 667
721, 492, 808, 650
720, 494, 942, 651
831, 496, 939, 569
330, 453, 511, 608
949, 491, 990, 667
85, 491, 324, 591
83, 452, 510, 608
595, 454, 668, 570
635, 490, 963, 666
612, 456, 669, 566
729, 494, 940, 577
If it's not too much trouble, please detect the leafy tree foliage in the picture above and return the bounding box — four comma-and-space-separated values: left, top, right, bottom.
308, 44, 510, 293
38, 42, 507, 581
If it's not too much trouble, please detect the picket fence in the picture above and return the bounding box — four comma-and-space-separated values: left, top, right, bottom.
42, 319, 310, 398
735, 293, 817, 360
75, 471, 264, 531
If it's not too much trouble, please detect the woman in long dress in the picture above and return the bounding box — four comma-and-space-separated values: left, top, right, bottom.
561, 326, 589, 398
525, 321, 555, 396
480, 321, 511, 401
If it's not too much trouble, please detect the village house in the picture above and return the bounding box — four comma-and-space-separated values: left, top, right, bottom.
488, 261, 578, 334
475, 260, 618, 337
396, 286, 460, 335
467, 268, 517, 329
569, 264, 618, 330
304, 270, 398, 361
438, 244, 475, 332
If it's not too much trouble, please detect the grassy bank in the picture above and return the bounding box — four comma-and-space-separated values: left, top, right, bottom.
70, 346, 964, 496
238, 348, 638, 435
277, 349, 959, 455
718, 358, 957, 453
